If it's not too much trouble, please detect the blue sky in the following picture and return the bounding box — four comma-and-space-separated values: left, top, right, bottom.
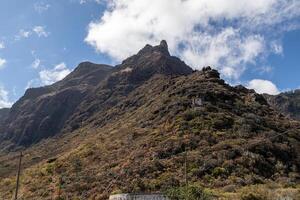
0, 0, 111, 106
0, 0, 300, 108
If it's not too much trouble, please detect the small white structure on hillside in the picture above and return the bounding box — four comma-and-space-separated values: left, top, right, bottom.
192, 97, 203, 107
109, 193, 169, 200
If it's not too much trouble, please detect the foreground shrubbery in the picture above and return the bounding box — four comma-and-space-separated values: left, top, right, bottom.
165, 184, 212, 200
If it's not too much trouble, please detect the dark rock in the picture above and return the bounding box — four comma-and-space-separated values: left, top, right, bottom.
202, 66, 220, 79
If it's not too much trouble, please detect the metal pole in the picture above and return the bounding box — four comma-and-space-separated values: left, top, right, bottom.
14, 151, 23, 200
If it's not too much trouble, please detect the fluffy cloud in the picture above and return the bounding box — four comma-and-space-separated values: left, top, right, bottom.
85, 0, 300, 79
247, 79, 280, 95
33, 26, 49, 37
0, 58, 6, 70
0, 86, 12, 108
39, 63, 71, 85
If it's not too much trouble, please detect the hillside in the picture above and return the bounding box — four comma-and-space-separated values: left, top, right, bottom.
0, 108, 9, 124
0, 41, 299, 200
265, 90, 300, 121
0, 62, 112, 149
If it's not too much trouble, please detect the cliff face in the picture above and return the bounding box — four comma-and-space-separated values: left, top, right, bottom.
0, 41, 299, 200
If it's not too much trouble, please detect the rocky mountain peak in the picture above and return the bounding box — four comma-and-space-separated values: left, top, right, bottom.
137, 40, 170, 57
201, 66, 220, 79
115, 41, 193, 84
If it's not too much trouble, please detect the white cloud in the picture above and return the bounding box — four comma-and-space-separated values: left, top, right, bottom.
31, 58, 41, 69
33, 26, 49, 37
85, 0, 300, 79
181, 29, 265, 79
15, 29, 32, 40
34, 2, 51, 13
247, 79, 280, 95
0, 86, 12, 108
0, 42, 5, 49
15, 26, 50, 40
0, 58, 6, 70
39, 63, 71, 85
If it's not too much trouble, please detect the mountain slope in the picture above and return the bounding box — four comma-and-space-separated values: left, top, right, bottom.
0, 108, 9, 124
0, 62, 112, 148
265, 90, 300, 120
0, 41, 299, 200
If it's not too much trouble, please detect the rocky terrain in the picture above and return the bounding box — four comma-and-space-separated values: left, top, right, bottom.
0, 62, 112, 148
265, 90, 300, 120
0, 41, 299, 199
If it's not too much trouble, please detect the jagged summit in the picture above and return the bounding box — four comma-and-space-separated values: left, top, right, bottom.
116, 40, 193, 83
159, 39, 168, 48
137, 40, 170, 56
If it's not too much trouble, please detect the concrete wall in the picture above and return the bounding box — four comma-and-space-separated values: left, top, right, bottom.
109, 194, 169, 200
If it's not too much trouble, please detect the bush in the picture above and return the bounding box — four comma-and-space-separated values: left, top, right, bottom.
212, 167, 228, 178
182, 110, 201, 121
165, 185, 212, 200
241, 192, 266, 200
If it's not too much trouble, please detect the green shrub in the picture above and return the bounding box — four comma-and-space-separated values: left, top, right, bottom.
165, 185, 212, 200
241, 192, 266, 200
212, 167, 228, 177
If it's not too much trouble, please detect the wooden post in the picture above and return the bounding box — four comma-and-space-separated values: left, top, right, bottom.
14, 151, 23, 200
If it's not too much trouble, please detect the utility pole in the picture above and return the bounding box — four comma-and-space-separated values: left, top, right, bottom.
14, 151, 23, 200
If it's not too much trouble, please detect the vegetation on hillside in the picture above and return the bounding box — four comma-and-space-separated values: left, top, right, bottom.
0, 42, 299, 199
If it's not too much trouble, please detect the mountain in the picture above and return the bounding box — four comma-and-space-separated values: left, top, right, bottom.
0, 108, 9, 145
0, 41, 299, 200
0, 62, 112, 148
0, 108, 9, 125
265, 90, 300, 121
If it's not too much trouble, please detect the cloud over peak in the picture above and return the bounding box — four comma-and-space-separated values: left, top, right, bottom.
85, 0, 300, 80
247, 79, 280, 95
39, 63, 71, 85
